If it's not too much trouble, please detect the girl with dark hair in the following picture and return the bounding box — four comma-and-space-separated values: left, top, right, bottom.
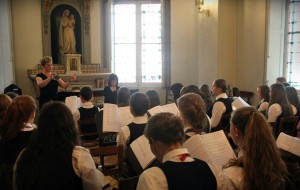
180, 84, 204, 98
117, 87, 131, 107
170, 83, 183, 104
232, 87, 240, 97
256, 85, 270, 114
207, 79, 233, 130
285, 86, 300, 119
177, 93, 211, 136
73, 87, 100, 141
285, 86, 300, 137
14, 101, 108, 190
118, 92, 149, 149
0, 95, 36, 189
137, 112, 217, 190
200, 84, 214, 111
104, 73, 120, 104
145, 90, 160, 109
220, 107, 288, 190
268, 83, 296, 124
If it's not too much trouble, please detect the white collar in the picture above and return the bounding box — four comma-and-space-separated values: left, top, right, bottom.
132, 115, 148, 124
162, 148, 190, 163
216, 93, 228, 100
81, 101, 94, 109
21, 123, 36, 131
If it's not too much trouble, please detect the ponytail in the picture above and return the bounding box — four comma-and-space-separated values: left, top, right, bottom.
227, 107, 287, 190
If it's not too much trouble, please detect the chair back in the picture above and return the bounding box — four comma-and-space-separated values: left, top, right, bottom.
89, 144, 124, 176
95, 111, 117, 146
118, 176, 139, 190
78, 118, 99, 148
278, 116, 298, 137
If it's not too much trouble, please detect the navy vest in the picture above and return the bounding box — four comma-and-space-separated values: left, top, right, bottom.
127, 122, 146, 146
207, 97, 233, 117
159, 159, 217, 190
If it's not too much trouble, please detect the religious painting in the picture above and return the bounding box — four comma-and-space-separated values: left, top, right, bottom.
70, 58, 78, 71
65, 54, 81, 74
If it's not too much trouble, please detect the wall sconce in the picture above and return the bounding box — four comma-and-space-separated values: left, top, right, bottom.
195, 0, 210, 16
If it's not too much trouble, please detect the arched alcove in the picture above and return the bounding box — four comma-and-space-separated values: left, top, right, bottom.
41, 0, 91, 64
50, 5, 82, 64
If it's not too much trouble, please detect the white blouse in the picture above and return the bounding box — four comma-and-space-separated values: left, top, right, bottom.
267, 103, 297, 123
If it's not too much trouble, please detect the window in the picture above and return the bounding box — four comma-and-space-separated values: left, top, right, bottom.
111, 0, 163, 85
286, 0, 300, 88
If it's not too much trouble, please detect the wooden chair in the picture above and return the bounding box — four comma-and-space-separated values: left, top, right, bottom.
118, 176, 139, 190
277, 116, 298, 138
95, 111, 117, 147
78, 118, 99, 148
240, 90, 254, 105
280, 149, 300, 189
89, 144, 124, 177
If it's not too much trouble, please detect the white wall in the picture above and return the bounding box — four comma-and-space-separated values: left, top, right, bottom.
11, 0, 43, 95
90, 0, 102, 64
218, 0, 236, 86
197, 0, 219, 87
170, 0, 199, 86
236, 0, 268, 104
197, 0, 268, 105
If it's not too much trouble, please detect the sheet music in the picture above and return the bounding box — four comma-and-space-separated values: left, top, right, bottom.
276, 132, 300, 156
102, 103, 121, 132
183, 135, 208, 163
148, 106, 163, 116
118, 106, 133, 126
162, 103, 179, 116
65, 96, 81, 114
183, 131, 236, 172
232, 97, 250, 110
130, 135, 155, 169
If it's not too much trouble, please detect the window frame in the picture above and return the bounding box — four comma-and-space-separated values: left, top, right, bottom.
101, 0, 170, 88
284, 0, 300, 89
